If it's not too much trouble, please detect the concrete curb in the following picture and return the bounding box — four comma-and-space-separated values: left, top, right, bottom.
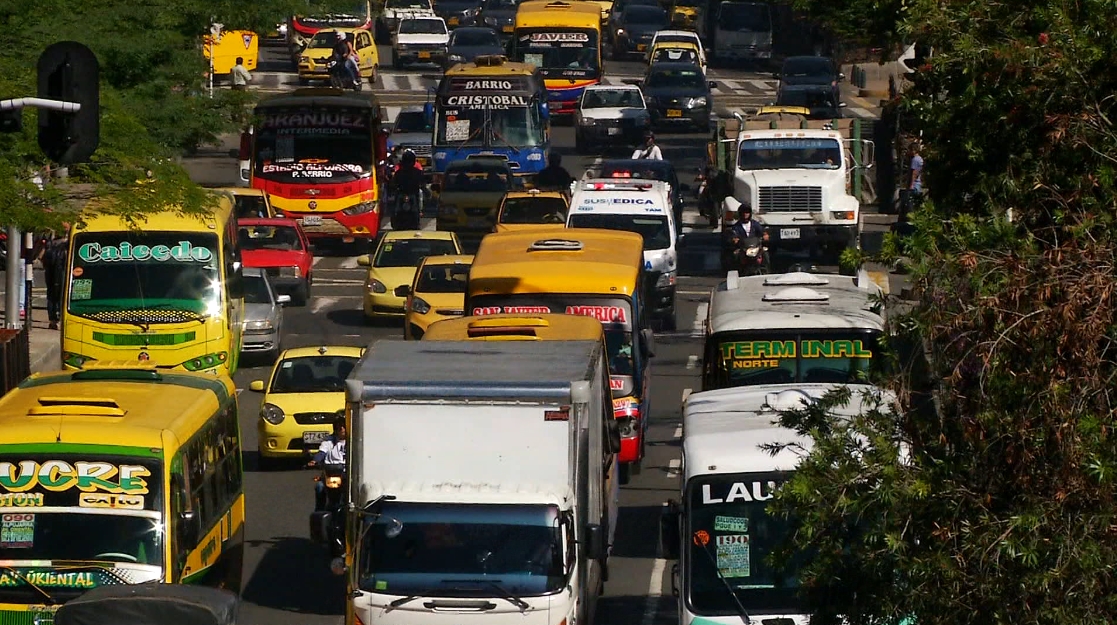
30, 337, 60, 374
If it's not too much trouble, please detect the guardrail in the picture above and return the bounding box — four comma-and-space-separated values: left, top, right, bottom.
0, 327, 30, 395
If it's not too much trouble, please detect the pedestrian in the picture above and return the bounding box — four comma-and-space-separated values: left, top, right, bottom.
900, 142, 924, 218
632, 132, 663, 160
41, 224, 70, 331
231, 57, 252, 91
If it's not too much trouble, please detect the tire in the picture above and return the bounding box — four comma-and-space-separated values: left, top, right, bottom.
295, 280, 310, 306
574, 131, 585, 154
661, 312, 677, 332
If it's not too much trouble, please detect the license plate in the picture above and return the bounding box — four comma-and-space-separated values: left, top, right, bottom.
418, 51, 431, 59
780, 228, 801, 240
666, 109, 682, 117
502, 25, 513, 32
449, 17, 459, 25
637, 44, 646, 51
607, 127, 621, 135
303, 431, 330, 444
301, 215, 323, 226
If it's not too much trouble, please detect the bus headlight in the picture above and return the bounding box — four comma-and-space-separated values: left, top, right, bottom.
343, 202, 377, 216
410, 297, 431, 315
62, 352, 95, 368
261, 403, 285, 425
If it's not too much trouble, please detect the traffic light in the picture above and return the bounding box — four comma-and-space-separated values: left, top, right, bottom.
37, 41, 100, 164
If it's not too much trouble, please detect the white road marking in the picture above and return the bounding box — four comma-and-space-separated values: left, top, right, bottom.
676, 289, 709, 296
338, 256, 361, 269
748, 79, 771, 91
422, 219, 437, 231
674, 425, 682, 439
686, 354, 699, 370
313, 278, 366, 285
641, 510, 668, 625
682, 388, 692, 403
310, 296, 338, 314
667, 459, 681, 477
312, 257, 324, 266
692, 302, 707, 337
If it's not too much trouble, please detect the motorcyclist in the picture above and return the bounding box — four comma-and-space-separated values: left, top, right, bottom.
722, 203, 768, 267
308, 419, 347, 511
392, 150, 425, 215
534, 151, 574, 193
331, 32, 361, 86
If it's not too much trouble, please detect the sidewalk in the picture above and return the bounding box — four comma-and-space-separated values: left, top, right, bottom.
0, 266, 61, 375
841, 60, 905, 111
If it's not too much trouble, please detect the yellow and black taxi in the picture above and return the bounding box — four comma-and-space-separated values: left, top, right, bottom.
358, 230, 462, 319
251, 345, 365, 469
298, 27, 380, 83
434, 158, 516, 236
494, 189, 570, 233
403, 254, 474, 339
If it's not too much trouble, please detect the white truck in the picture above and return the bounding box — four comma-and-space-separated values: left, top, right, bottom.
722, 122, 874, 258
377, 0, 436, 42
710, 1, 772, 66
330, 339, 620, 625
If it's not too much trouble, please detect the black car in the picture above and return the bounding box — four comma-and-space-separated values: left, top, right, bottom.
612, 5, 669, 60
598, 159, 689, 227
445, 26, 503, 66
434, 0, 483, 28
778, 55, 843, 103
639, 61, 716, 131
775, 83, 845, 119
479, 0, 520, 39
607, 0, 660, 44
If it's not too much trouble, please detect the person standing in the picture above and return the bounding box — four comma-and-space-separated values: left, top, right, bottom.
909, 143, 924, 197
41, 224, 70, 331
632, 132, 663, 160
231, 57, 252, 90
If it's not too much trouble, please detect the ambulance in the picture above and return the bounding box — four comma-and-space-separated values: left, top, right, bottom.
567, 178, 680, 330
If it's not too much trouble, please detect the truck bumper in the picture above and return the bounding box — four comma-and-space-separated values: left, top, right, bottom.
768, 224, 858, 248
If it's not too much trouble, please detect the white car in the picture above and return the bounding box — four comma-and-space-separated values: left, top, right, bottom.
574, 85, 652, 154
648, 29, 707, 65
377, 0, 435, 41
392, 17, 450, 68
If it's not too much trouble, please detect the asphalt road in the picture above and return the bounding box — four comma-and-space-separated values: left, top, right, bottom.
190, 43, 903, 623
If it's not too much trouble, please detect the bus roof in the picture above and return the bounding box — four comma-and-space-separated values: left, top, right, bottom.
708, 270, 886, 335
515, 0, 601, 29
468, 229, 643, 298
0, 364, 236, 454
255, 88, 382, 114
423, 313, 605, 341
443, 56, 541, 81
75, 192, 236, 233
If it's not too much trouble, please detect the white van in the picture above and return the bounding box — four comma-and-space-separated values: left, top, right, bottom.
567, 178, 680, 330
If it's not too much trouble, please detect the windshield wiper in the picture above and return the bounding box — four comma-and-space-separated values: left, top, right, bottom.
490, 127, 521, 154
441, 579, 529, 611
697, 542, 752, 625
0, 565, 58, 605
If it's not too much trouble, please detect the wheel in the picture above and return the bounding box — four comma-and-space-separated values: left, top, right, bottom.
661, 312, 677, 332
574, 131, 585, 154
295, 280, 310, 306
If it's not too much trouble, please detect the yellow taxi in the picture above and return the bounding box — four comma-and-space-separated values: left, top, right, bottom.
298, 27, 380, 84
493, 189, 570, 233
647, 40, 706, 75
212, 186, 275, 218
403, 254, 473, 340
249, 345, 366, 469
749, 105, 812, 125
668, 0, 701, 30
357, 230, 462, 319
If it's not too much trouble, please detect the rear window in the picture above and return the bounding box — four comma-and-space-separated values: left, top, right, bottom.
375, 238, 460, 267
234, 195, 269, 218
239, 225, 304, 251
499, 196, 569, 224
416, 263, 471, 293
444, 168, 512, 192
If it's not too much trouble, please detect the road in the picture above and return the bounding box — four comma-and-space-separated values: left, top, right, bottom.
185, 38, 901, 625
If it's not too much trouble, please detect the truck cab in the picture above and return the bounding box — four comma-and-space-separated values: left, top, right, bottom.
710, 1, 772, 67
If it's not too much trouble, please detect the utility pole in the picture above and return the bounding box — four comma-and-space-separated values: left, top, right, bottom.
209, 23, 224, 98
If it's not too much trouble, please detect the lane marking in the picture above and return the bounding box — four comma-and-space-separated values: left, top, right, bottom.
667, 459, 681, 477
674, 425, 682, 439
339, 256, 361, 269
312, 278, 366, 285
312, 257, 323, 266
676, 289, 709, 296
682, 388, 692, 403
640, 513, 668, 625
310, 296, 338, 314
686, 354, 699, 370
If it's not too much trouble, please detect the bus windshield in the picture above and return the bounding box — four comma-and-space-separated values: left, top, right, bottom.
359, 502, 568, 596
738, 138, 842, 171
718, 2, 770, 32
254, 107, 374, 183
68, 232, 222, 321
685, 473, 805, 615
516, 29, 600, 78
706, 330, 881, 389
436, 105, 545, 147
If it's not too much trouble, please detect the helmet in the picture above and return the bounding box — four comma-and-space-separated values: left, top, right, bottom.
336, 31, 346, 40
401, 149, 416, 165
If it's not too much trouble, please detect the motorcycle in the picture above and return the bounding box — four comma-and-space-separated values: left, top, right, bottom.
309, 463, 347, 557
721, 235, 769, 275
327, 58, 362, 92
391, 191, 422, 230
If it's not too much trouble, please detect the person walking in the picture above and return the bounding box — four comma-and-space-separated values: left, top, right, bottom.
231, 57, 252, 90
41, 224, 70, 331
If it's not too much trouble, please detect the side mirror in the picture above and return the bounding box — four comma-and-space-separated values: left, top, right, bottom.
660, 500, 681, 559
309, 510, 334, 545
708, 81, 717, 89
584, 523, 606, 560
179, 510, 200, 546
394, 285, 411, 297
249, 380, 265, 392
838, 72, 846, 82
357, 255, 372, 267
641, 328, 656, 358
276, 294, 292, 305
839, 102, 848, 108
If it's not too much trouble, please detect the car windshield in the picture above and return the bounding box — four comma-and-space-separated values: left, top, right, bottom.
686, 473, 806, 614
719, 3, 770, 31
499, 196, 568, 224
777, 89, 838, 110
782, 58, 831, 79
67, 232, 221, 319
625, 6, 668, 25
582, 89, 644, 109
653, 48, 698, 65
375, 238, 459, 267
568, 213, 671, 251
737, 138, 842, 171
394, 111, 432, 134
451, 29, 499, 46
417, 263, 471, 293
706, 331, 881, 389
233, 195, 269, 218
388, 0, 431, 8
444, 167, 512, 192
239, 225, 303, 252
269, 355, 358, 393
309, 31, 345, 47
243, 275, 274, 305
647, 68, 705, 89
401, 18, 446, 34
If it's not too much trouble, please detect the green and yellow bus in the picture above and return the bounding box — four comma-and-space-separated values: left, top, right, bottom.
0, 363, 245, 622
62, 194, 245, 375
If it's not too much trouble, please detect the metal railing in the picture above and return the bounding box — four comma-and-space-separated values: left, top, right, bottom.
0, 327, 30, 395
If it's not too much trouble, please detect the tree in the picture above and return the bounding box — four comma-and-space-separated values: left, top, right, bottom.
0, 0, 355, 230
766, 1, 1117, 624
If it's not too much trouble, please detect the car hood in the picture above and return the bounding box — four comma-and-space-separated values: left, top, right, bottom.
265, 391, 346, 415
622, 23, 661, 38
580, 106, 648, 119
370, 266, 420, 289
738, 168, 845, 186
643, 85, 709, 99
245, 303, 278, 323
243, 250, 306, 268
397, 33, 450, 44
302, 45, 337, 59
413, 291, 466, 311
781, 75, 834, 86
448, 44, 504, 59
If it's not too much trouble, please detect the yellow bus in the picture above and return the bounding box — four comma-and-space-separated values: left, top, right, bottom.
424, 312, 605, 341
62, 194, 246, 376
512, 0, 603, 115
0, 363, 245, 622
466, 229, 653, 481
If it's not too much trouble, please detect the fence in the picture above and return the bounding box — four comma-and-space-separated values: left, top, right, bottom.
0, 327, 30, 395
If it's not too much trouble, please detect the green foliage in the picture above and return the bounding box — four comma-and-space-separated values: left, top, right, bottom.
763, 1, 1117, 624
0, 0, 357, 231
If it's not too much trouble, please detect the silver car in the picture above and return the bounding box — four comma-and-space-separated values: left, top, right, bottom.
241, 268, 290, 360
